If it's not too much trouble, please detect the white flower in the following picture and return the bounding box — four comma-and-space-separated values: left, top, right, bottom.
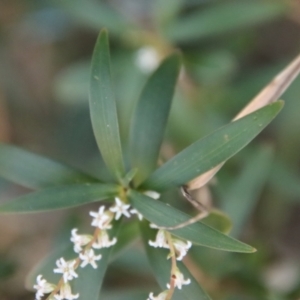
147, 290, 168, 300
92, 230, 117, 249
109, 197, 131, 220
149, 229, 169, 248
53, 258, 78, 283
54, 282, 79, 300
144, 190, 161, 200
167, 268, 191, 290
79, 249, 102, 269
135, 47, 160, 73
90, 206, 113, 229
130, 208, 143, 220
33, 275, 55, 300
173, 239, 192, 261
70, 228, 93, 253
149, 225, 192, 260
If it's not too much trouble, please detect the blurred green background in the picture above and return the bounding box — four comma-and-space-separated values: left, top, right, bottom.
0, 0, 300, 299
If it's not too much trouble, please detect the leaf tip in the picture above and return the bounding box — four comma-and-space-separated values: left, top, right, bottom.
271, 99, 285, 115
98, 28, 109, 46
242, 245, 257, 253
276, 99, 285, 107
100, 28, 108, 36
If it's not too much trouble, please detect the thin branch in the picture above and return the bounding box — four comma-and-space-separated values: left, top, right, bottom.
158, 186, 209, 230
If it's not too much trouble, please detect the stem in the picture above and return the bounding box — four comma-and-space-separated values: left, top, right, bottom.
165, 232, 177, 300
46, 277, 64, 299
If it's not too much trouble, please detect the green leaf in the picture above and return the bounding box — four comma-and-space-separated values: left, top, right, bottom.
53, 0, 133, 35
0, 183, 119, 213
140, 221, 212, 300
130, 54, 181, 184
122, 169, 138, 188
142, 101, 283, 191
165, 1, 287, 42
129, 190, 255, 253
221, 145, 274, 237
0, 143, 97, 189
89, 29, 125, 179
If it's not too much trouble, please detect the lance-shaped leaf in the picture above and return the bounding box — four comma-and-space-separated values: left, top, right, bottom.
0, 183, 119, 213
129, 191, 255, 253
142, 101, 283, 191
165, 2, 286, 42
130, 53, 181, 184
140, 221, 211, 300
0, 143, 97, 190
89, 29, 124, 180
188, 53, 300, 190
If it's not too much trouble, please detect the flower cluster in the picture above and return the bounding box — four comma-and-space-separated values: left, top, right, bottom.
149, 228, 192, 261
34, 196, 129, 300
33, 275, 56, 300
34, 191, 192, 300
33, 274, 79, 300
147, 226, 192, 299
147, 267, 191, 300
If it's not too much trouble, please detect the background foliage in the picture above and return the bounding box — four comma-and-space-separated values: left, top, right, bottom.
0, 0, 300, 299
